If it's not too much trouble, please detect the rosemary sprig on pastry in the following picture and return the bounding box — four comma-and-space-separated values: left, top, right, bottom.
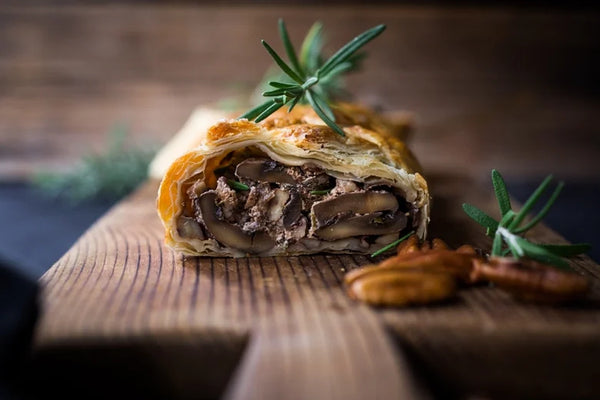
240, 19, 385, 136
251, 21, 363, 109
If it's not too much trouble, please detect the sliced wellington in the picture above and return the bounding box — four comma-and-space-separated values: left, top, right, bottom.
156, 104, 429, 257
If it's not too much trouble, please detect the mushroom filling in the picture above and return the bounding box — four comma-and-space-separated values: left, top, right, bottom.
181, 157, 419, 253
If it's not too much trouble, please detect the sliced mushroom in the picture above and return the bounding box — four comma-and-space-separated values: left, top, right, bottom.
198, 191, 275, 254
268, 189, 290, 222
314, 212, 407, 241
283, 189, 302, 228
302, 174, 334, 190
285, 216, 308, 242
312, 192, 399, 228
235, 158, 295, 184
363, 178, 394, 190
176, 216, 206, 240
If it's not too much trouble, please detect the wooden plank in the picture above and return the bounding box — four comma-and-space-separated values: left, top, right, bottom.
31, 172, 600, 399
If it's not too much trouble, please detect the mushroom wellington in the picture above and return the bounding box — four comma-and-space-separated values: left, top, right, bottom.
157, 104, 429, 257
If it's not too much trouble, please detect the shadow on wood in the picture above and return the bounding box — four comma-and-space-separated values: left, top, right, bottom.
23, 332, 249, 400
390, 324, 600, 400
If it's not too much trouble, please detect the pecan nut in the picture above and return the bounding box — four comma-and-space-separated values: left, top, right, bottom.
347, 269, 457, 307
378, 250, 479, 283
396, 234, 423, 256
472, 257, 589, 304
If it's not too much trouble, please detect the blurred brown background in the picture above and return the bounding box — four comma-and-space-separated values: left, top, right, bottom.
1, 3, 599, 181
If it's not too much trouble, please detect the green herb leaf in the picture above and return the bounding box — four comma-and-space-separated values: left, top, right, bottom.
319, 24, 386, 77
227, 179, 250, 191
278, 19, 305, 79
300, 22, 323, 73
306, 90, 345, 136
512, 181, 564, 234
262, 88, 289, 97
491, 169, 512, 216
254, 100, 284, 123
320, 61, 354, 81
538, 243, 591, 257
309, 189, 331, 196
508, 175, 553, 230
513, 235, 570, 269
492, 230, 504, 256
371, 230, 415, 258
239, 100, 277, 121
462, 203, 499, 233
287, 95, 302, 112
308, 89, 335, 120
491, 211, 516, 256
498, 227, 525, 258
261, 40, 304, 84
268, 81, 298, 90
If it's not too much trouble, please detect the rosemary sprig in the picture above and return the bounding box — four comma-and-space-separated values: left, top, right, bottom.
371, 230, 415, 258
32, 124, 156, 204
240, 19, 386, 136
250, 22, 363, 107
463, 169, 591, 270
227, 179, 250, 191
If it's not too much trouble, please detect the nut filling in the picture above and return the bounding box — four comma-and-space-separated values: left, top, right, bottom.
182, 157, 418, 253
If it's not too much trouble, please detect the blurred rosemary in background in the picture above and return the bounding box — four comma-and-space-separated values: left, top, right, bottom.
31, 124, 157, 204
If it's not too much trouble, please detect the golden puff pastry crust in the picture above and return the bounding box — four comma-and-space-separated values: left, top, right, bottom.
157, 104, 429, 257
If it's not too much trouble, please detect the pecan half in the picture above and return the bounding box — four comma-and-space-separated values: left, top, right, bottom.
365, 234, 481, 284
396, 234, 423, 256
395, 234, 451, 255
456, 244, 477, 255
472, 257, 589, 304
347, 269, 456, 307
381, 250, 479, 283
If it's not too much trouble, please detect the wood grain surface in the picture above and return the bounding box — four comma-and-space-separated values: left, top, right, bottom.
31, 172, 600, 400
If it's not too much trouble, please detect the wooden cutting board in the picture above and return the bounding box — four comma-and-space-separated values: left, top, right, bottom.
30, 172, 600, 400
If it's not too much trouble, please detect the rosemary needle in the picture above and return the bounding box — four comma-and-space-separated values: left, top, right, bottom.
227, 179, 250, 191
371, 231, 415, 258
